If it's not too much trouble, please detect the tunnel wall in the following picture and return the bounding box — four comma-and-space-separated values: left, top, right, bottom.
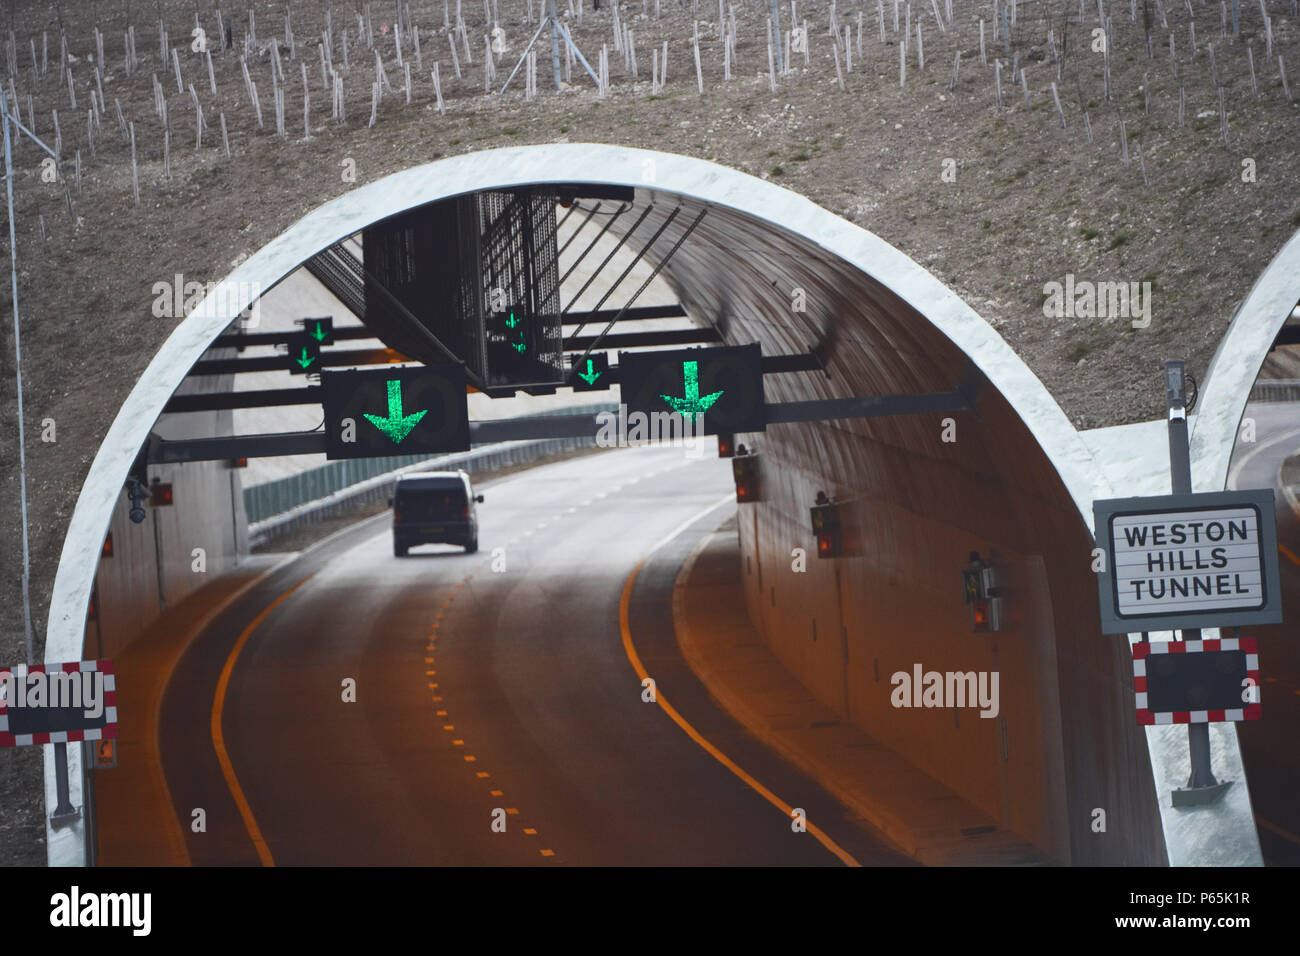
88, 406, 247, 662
735, 404, 1167, 864
634, 196, 1169, 864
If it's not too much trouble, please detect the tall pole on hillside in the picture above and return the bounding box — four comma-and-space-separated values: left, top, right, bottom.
549, 0, 563, 89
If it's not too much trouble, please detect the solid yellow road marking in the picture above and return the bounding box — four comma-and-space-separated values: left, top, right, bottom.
618, 495, 862, 868
211, 574, 315, 868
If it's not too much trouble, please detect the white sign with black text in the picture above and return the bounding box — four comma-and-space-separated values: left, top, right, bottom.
1094, 490, 1283, 634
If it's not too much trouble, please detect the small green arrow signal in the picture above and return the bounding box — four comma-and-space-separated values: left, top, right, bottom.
578, 359, 602, 385
310, 321, 328, 342
505, 311, 520, 329
296, 346, 317, 369
659, 360, 723, 415
511, 336, 527, 354
363, 379, 428, 444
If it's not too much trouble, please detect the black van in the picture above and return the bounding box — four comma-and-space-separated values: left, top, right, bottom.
390, 471, 483, 556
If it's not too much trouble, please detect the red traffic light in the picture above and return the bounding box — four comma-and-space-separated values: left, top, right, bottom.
732, 454, 760, 502
816, 531, 839, 557
810, 496, 842, 557
971, 599, 991, 632
717, 434, 735, 458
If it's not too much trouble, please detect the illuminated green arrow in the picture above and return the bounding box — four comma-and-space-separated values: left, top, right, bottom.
310, 321, 328, 342
362, 379, 428, 444
505, 311, 520, 329
659, 360, 723, 415
577, 359, 602, 385
511, 336, 527, 354
295, 346, 317, 369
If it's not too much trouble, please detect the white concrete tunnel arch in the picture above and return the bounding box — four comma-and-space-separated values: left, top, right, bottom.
46, 143, 1113, 661
44, 144, 1123, 865
1192, 228, 1300, 492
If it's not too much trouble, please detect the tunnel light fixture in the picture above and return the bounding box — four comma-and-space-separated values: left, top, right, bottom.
963, 551, 1003, 633
810, 491, 843, 559
732, 444, 760, 503
125, 477, 149, 524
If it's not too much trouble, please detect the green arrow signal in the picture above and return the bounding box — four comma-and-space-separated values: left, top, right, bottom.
362, 379, 428, 444
578, 358, 602, 385
310, 321, 328, 342
511, 336, 527, 354
659, 360, 723, 415
296, 346, 317, 369
505, 311, 520, 329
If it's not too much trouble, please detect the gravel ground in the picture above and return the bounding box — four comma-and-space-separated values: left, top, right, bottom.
0, 0, 1297, 865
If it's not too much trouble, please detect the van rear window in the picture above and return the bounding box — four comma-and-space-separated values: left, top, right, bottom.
395, 487, 466, 519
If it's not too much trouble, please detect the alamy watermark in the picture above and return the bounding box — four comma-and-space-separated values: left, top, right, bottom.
1042, 274, 1152, 329
594, 404, 708, 458
891, 664, 1000, 718
0, 668, 105, 719
151, 273, 263, 327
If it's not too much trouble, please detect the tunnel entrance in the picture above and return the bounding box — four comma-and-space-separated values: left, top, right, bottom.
45, 146, 1165, 868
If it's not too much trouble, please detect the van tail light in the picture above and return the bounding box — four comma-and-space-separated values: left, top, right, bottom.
462, 505, 470, 518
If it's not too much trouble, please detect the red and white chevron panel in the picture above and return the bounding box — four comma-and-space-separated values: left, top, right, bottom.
0, 659, 118, 747
1132, 638, 1261, 725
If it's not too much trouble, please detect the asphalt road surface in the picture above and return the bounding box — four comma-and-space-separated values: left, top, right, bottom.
1228, 401, 1300, 866
158, 445, 912, 866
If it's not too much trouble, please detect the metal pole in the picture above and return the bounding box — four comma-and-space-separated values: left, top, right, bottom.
1, 87, 35, 667
548, 0, 563, 90
771, 0, 784, 73
1163, 359, 1218, 790
51, 741, 79, 822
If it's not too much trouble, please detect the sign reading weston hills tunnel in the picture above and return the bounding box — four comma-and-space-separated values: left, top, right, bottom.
1094, 490, 1283, 634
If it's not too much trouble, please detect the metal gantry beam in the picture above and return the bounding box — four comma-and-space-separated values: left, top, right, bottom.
152, 378, 975, 462
164, 350, 828, 411
205, 305, 691, 352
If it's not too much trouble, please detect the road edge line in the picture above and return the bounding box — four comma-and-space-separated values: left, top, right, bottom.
618, 494, 862, 868
146, 552, 301, 866
209, 574, 315, 867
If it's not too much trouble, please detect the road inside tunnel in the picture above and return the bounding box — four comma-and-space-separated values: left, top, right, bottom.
101, 447, 916, 866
